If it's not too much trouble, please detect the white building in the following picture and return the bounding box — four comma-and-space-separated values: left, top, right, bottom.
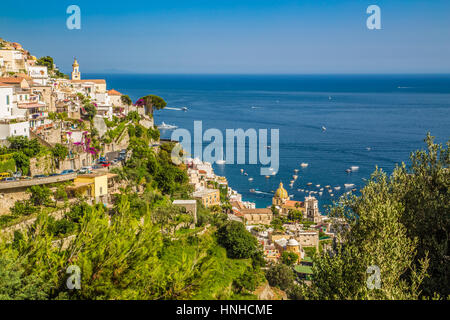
28, 66, 49, 85
0, 84, 29, 140
0, 121, 29, 140
0, 85, 14, 118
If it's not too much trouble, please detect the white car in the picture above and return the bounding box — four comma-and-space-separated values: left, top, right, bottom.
78, 166, 93, 174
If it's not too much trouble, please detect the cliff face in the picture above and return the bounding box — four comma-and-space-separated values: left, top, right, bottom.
254, 283, 288, 300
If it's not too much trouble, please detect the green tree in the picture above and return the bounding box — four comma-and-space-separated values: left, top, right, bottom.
281, 251, 299, 266
265, 263, 295, 291
0, 251, 51, 300
392, 134, 449, 297
28, 185, 52, 206
51, 144, 68, 169
83, 103, 97, 120
121, 95, 132, 106
302, 168, 429, 300
232, 267, 262, 293
136, 95, 167, 116
13, 152, 30, 176
216, 221, 259, 259
36, 56, 54, 71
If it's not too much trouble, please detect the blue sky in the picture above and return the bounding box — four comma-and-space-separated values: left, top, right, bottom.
1, 0, 449, 74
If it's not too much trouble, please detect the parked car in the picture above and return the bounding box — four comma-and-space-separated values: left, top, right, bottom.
60, 170, 75, 175
49, 173, 60, 177
13, 171, 22, 179
4, 177, 17, 181
78, 167, 92, 174
33, 174, 48, 179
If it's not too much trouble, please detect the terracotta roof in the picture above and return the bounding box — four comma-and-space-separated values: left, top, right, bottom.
15, 73, 33, 80
284, 200, 304, 208
230, 201, 245, 211
241, 208, 272, 215
71, 79, 106, 84
108, 89, 122, 96
0, 76, 28, 84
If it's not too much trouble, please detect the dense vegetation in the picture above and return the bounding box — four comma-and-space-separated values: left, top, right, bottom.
299, 134, 449, 300
0, 112, 447, 302
0, 122, 264, 300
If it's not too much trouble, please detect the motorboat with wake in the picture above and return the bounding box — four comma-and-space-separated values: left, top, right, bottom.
157, 122, 178, 130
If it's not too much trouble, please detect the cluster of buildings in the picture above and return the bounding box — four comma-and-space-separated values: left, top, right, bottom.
233, 181, 335, 270
0, 38, 147, 146
185, 157, 225, 208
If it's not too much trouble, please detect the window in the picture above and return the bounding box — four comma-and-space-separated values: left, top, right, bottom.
6, 95, 10, 105
100, 187, 103, 195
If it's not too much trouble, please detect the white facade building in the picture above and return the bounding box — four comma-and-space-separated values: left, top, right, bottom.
28, 66, 49, 85
0, 121, 30, 140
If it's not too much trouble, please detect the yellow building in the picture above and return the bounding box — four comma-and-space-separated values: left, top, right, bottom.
193, 188, 220, 208
67, 172, 109, 203
272, 182, 305, 216
71, 58, 81, 80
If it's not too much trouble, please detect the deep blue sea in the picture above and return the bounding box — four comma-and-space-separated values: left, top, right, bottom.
87, 74, 450, 210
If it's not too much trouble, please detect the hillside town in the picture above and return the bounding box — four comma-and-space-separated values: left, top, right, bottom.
0, 37, 340, 299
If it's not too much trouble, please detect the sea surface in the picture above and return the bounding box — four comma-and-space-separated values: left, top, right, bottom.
86, 74, 450, 210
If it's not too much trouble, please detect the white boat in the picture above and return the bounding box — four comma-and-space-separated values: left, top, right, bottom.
319, 192, 323, 196
248, 178, 253, 181
157, 122, 178, 130
316, 184, 320, 188
322, 126, 327, 132
265, 175, 270, 179
330, 194, 334, 197
182, 106, 188, 111
293, 175, 298, 180
240, 169, 244, 173
290, 180, 295, 184
325, 185, 331, 189
345, 183, 355, 188
307, 182, 312, 186
244, 173, 248, 176
320, 188, 324, 191
294, 169, 299, 173
216, 159, 226, 165
334, 186, 341, 191
301, 163, 309, 168
351, 166, 360, 171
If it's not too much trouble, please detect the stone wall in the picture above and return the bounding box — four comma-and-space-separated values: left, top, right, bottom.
93, 116, 107, 138
0, 190, 28, 215
30, 154, 53, 176
60, 152, 93, 171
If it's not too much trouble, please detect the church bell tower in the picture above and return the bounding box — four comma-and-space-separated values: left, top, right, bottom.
71, 58, 81, 80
